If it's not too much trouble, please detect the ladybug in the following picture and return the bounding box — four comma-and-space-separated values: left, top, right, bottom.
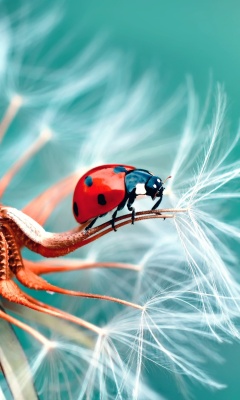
73, 164, 165, 231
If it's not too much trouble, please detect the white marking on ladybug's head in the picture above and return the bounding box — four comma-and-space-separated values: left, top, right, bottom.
153, 184, 157, 188
135, 183, 146, 195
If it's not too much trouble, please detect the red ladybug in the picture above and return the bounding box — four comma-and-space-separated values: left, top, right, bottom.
73, 164, 165, 230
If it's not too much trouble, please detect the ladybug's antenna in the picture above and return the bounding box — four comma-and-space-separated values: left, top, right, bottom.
163, 175, 172, 184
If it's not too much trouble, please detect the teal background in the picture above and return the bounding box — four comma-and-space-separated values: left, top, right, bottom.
2, 1, 240, 399
67, 1, 240, 125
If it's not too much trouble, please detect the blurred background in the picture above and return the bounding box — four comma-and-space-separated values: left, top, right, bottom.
70, 1, 240, 124
1, 1, 240, 399
56, 3, 240, 398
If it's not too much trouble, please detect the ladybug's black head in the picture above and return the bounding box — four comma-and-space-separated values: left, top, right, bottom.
145, 176, 164, 199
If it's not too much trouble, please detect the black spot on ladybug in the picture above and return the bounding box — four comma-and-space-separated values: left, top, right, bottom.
85, 176, 93, 187
73, 202, 79, 217
113, 166, 128, 174
98, 194, 107, 205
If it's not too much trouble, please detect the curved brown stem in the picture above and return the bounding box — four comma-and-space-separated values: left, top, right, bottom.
1, 206, 187, 258
81, 213, 174, 247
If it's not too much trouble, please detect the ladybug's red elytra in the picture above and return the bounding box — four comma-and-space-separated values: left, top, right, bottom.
73, 164, 165, 231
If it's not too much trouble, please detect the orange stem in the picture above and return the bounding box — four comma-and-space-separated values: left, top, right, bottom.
15, 267, 142, 310
0, 280, 102, 335
0, 309, 51, 347
22, 173, 79, 225
24, 259, 141, 275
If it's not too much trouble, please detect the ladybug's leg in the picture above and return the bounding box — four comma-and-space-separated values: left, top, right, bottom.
152, 194, 163, 210
127, 192, 136, 225
111, 197, 128, 231
127, 202, 135, 224
152, 194, 166, 220
111, 209, 118, 232
85, 217, 98, 231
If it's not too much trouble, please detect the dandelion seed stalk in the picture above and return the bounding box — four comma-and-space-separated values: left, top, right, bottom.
0, 128, 52, 198
0, 95, 23, 143
0, 309, 51, 346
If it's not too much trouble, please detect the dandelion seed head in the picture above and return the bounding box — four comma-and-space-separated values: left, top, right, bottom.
39, 126, 53, 142
1, 2, 240, 399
